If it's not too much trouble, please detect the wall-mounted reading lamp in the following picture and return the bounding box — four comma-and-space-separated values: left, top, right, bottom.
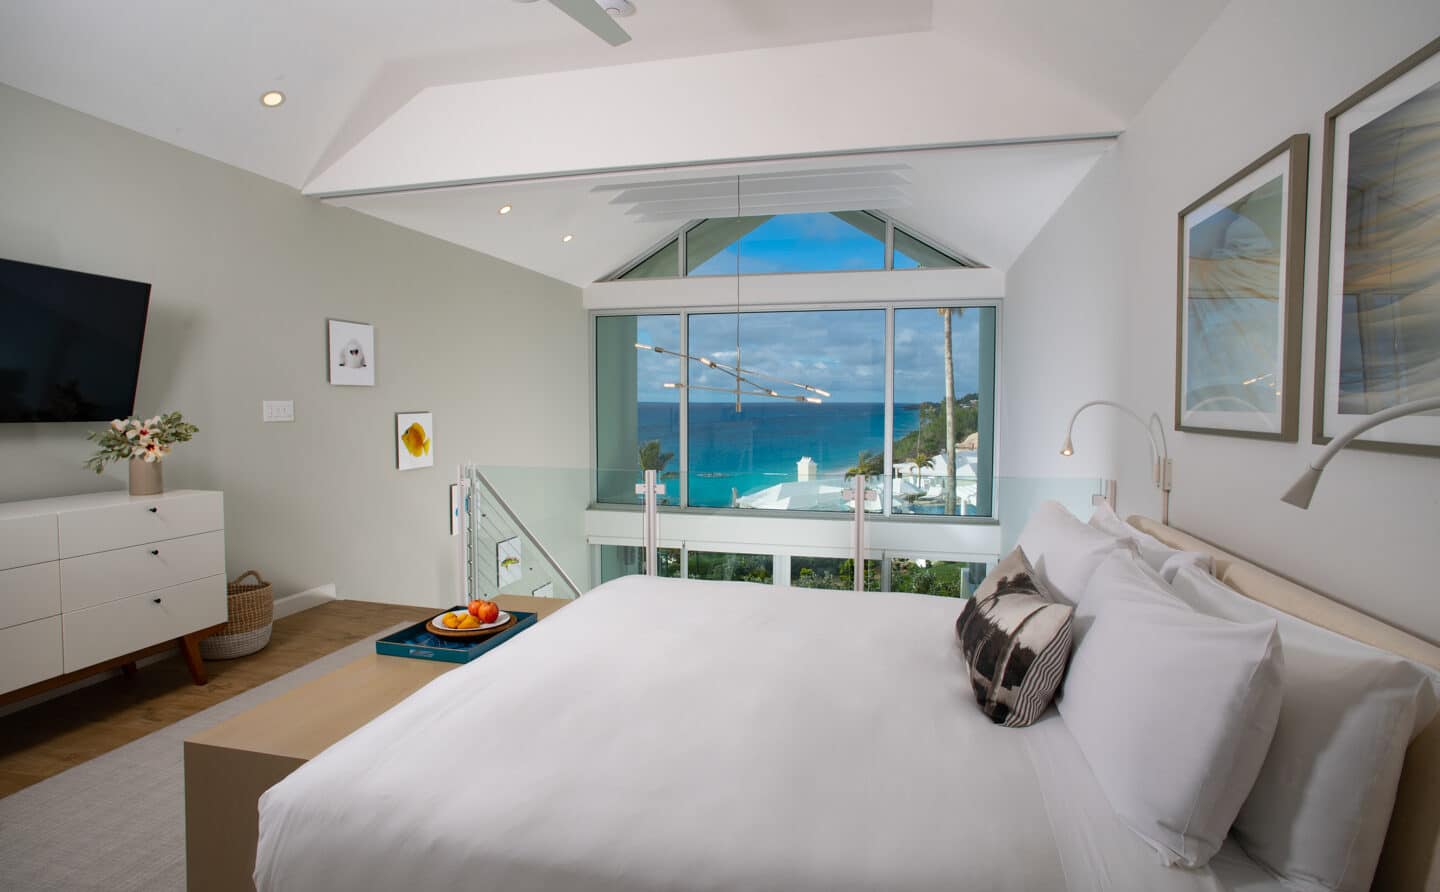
1281, 396, 1440, 509
1061, 400, 1173, 524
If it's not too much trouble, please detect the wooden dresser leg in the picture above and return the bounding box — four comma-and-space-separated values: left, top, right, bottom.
180, 633, 209, 686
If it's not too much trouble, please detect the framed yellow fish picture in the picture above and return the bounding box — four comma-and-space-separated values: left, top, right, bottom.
396, 411, 434, 471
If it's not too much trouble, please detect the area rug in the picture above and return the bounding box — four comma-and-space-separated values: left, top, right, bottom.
0, 622, 411, 892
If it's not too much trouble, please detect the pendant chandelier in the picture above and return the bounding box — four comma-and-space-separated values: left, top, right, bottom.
633, 175, 830, 411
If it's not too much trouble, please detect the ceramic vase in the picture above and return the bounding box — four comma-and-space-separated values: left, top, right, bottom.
128, 458, 163, 496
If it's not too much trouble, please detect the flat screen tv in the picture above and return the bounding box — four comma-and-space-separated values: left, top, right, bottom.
0, 257, 151, 423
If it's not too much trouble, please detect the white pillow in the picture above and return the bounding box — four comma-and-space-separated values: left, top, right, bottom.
1169, 566, 1440, 892
1016, 500, 1132, 604
1088, 502, 1213, 582
1071, 548, 1186, 646
1058, 597, 1283, 868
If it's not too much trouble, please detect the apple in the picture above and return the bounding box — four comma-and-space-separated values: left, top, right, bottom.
477, 600, 500, 624
467, 599, 484, 618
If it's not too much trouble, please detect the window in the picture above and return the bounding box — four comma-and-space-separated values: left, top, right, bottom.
886, 557, 987, 598
686, 212, 888, 276
688, 551, 773, 583
594, 305, 997, 517
597, 545, 681, 583
596, 314, 680, 505
686, 309, 885, 511
790, 556, 880, 591
891, 307, 996, 516
612, 211, 980, 280
618, 238, 680, 280
893, 226, 968, 270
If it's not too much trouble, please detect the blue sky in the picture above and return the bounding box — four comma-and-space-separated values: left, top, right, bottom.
687, 212, 931, 276
636, 307, 985, 404
630, 212, 986, 404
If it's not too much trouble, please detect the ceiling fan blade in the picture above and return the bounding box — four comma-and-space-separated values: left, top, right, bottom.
548, 0, 632, 46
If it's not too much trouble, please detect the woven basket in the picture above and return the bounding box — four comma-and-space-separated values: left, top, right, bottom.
200, 570, 275, 660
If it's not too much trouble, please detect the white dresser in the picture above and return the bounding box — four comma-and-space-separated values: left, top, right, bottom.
0, 489, 227, 699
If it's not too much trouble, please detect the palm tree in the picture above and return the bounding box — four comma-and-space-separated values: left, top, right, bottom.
908, 449, 934, 486
638, 440, 674, 473
938, 308, 962, 515
844, 450, 884, 481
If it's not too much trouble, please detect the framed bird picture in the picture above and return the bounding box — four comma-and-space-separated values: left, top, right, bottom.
328, 319, 375, 386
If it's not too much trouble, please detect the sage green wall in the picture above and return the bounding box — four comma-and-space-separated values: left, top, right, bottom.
0, 83, 590, 606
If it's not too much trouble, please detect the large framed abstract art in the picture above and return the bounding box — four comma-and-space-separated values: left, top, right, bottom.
1315, 36, 1440, 456
1176, 135, 1309, 441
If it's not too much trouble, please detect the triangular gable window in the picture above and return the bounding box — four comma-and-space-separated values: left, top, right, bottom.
612, 211, 980, 280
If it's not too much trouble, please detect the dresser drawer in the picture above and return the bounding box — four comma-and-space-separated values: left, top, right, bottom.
62, 574, 226, 673
0, 561, 61, 629
60, 531, 226, 612
0, 616, 63, 696
58, 492, 223, 558
0, 513, 59, 571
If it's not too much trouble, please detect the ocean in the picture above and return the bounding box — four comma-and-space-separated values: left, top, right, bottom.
639, 401, 920, 507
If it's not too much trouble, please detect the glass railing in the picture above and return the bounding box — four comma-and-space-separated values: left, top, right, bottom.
458, 465, 1105, 601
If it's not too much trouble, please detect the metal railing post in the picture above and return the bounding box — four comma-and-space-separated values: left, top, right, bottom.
636, 469, 666, 577
853, 474, 866, 592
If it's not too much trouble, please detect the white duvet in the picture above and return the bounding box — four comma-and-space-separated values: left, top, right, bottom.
255, 576, 1281, 891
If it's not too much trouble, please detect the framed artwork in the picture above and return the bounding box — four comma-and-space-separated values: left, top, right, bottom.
1315, 36, 1440, 456
395, 412, 433, 470
1176, 134, 1309, 441
497, 537, 522, 587
328, 320, 375, 386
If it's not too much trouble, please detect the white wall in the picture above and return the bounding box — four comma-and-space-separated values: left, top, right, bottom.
1006, 0, 1440, 641
0, 84, 590, 607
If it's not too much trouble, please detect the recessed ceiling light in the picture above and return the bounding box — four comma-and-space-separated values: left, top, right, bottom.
498, 205, 513, 215
562, 234, 574, 243
260, 90, 285, 108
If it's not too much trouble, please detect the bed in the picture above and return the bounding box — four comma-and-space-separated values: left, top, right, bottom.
253, 519, 1440, 892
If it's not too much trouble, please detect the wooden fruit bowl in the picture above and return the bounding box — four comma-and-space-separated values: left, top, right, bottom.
427, 610, 516, 639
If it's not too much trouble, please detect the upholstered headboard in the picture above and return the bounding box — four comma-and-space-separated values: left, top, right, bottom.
1129, 516, 1440, 892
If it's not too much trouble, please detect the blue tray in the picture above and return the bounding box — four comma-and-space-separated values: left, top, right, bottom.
376, 609, 538, 664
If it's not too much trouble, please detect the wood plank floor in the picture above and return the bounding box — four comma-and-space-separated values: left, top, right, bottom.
0, 600, 433, 798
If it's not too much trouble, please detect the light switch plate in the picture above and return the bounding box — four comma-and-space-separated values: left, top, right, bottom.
262, 400, 294, 423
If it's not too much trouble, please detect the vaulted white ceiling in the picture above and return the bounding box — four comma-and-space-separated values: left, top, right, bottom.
0, 0, 1228, 282
327, 141, 1112, 286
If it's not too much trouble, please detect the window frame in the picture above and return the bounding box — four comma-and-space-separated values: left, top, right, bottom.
592, 541, 996, 594
588, 298, 1002, 526
605, 211, 981, 281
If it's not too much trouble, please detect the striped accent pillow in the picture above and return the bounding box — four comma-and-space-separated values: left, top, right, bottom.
956, 546, 1075, 727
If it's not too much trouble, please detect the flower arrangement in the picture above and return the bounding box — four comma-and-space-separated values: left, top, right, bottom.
85, 412, 199, 474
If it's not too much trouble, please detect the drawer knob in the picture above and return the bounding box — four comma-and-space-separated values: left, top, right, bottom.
152, 597, 163, 604
147, 507, 158, 513
150, 549, 160, 556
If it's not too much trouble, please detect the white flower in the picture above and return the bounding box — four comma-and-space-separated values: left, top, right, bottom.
126, 429, 139, 439
146, 416, 161, 428
110, 419, 125, 432
143, 451, 159, 463
132, 445, 146, 458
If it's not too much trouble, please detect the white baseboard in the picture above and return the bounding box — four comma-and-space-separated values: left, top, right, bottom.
273, 583, 337, 619
0, 581, 339, 718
